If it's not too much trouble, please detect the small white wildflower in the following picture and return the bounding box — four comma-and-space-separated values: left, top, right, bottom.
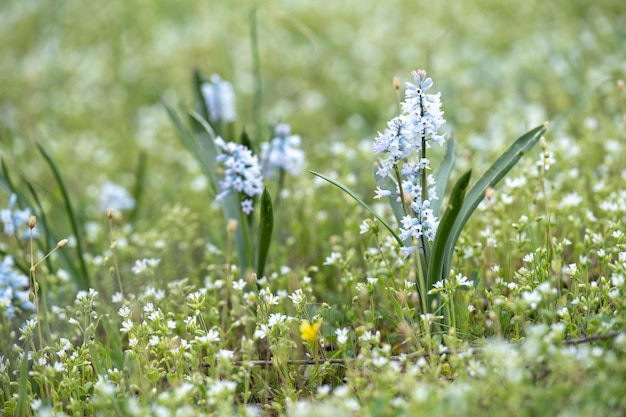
111, 292, 123, 303
233, 279, 246, 291
132, 258, 161, 275
335, 327, 349, 345
288, 289, 306, 305
118, 306, 131, 318
323, 251, 342, 266
522, 290, 542, 309
120, 319, 133, 333
217, 349, 234, 361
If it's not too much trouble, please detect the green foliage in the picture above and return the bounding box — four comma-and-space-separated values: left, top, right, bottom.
0, 0, 625, 416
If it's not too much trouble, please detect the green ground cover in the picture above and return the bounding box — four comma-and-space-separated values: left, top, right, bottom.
1, 0, 625, 415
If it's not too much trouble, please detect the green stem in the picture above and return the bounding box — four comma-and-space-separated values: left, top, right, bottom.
250, 7, 262, 141
238, 194, 254, 272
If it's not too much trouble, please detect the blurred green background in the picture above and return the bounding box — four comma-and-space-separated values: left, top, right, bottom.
0, 0, 624, 268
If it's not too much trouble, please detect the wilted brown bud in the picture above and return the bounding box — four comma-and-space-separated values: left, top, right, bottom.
393, 76, 400, 91
249, 272, 258, 285
107, 208, 113, 219
227, 219, 238, 233
29, 216, 36, 229
618, 80, 624, 93
485, 187, 494, 202
403, 192, 412, 206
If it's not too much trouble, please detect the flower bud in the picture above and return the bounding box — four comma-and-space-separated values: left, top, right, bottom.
29, 216, 36, 229
227, 219, 238, 233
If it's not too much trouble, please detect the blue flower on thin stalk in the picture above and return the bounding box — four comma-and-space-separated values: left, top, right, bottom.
215, 137, 264, 214
373, 69, 446, 257
260, 123, 305, 178
201, 74, 236, 124
98, 182, 136, 213
0, 194, 38, 239
0, 255, 35, 320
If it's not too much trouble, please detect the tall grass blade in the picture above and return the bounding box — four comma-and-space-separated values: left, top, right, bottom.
129, 151, 147, 224
250, 6, 262, 141
16, 343, 30, 417
36, 142, 91, 290
256, 187, 273, 279
310, 170, 403, 246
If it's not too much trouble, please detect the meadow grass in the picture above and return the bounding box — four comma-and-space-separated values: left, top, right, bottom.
1, 0, 626, 416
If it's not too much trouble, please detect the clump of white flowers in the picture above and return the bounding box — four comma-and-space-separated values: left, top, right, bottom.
373, 69, 446, 257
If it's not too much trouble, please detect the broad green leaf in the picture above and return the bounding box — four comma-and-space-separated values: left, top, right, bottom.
189, 111, 219, 193
223, 193, 250, 274
432, 135, 457, 216
256, 187, 274, 279
164, 102, 218, 194
426, 169, 472, 301
36, 142, 90, 291
441, 123, 547, 279
193, 68, 211, 123
310, 171, 403, 246
240, 129, 255, 154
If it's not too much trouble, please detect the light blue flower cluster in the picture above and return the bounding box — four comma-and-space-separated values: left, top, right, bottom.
98, 182, 136, 212
0, 256, 34, 320
0, 194, 37, 239
215, 137, 264, 214
260, 123, 305, 178
201, 74, 236, 123
373, 70, 446, 257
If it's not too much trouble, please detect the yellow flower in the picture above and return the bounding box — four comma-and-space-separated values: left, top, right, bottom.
300, 320, 321, 343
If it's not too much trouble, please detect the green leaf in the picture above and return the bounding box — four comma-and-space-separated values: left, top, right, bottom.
426, 169, 472, 299
310, 170, 403, 246
129, 151, 148, 224
164, 102, 219, 194
222, 193, 250, 274
441, 123, 547, 280
193, 68, 211, 123
189, 111, 220, 193
240, 129, 255, 154
36, 142, 91, 291
16, 343, 30, 417
432, 135, 457, 216
256, 187, 274, 279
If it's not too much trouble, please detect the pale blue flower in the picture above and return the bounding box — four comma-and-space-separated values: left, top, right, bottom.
372, 70, 446, 255
98, 182, 135, 212
0, 256, 35, 320
260, 123, 305, 177
1, 194, 37, 238
215, 137, 264, 214
201, 74, 236, 123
